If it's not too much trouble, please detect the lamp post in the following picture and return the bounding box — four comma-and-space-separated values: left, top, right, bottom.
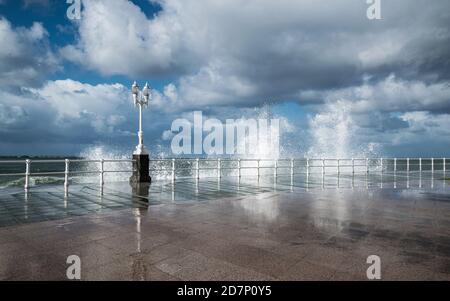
132, 81, 150, 155
130, 81, 151, 184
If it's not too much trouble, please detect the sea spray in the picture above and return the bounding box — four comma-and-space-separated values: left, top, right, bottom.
79, 145, 132, 182
79, 102, 381, 180
80, 145, 177, 181
307, 100, 380, 159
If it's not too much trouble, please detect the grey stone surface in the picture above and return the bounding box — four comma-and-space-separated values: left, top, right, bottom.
0, 175, 449, 280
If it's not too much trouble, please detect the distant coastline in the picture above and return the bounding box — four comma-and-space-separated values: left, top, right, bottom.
0, 156, 82, 160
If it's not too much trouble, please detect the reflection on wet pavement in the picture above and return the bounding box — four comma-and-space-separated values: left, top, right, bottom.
0, 172, 449, 280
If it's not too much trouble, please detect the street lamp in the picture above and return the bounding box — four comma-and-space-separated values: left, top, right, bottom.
131, 81, 150, 155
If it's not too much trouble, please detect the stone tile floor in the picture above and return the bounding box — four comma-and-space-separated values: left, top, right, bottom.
0, 174, 449, 280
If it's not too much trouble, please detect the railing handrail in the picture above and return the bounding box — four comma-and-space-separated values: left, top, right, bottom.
0, 158, 135, 163
0, 157, 447, 193
0, 157, 447, 162
0, 158, 137, 194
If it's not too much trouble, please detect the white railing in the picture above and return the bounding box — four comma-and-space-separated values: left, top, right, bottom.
150, 158, 448, 182
0, 157, 447, 192
0, 159, 135, 194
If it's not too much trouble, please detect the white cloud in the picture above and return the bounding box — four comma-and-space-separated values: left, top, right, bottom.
27, 79, 129, 118
0, 18, 58, 89
0, 80, 133, 141
385, 111, 450, 150
400, 111, 450, 136
60, 0, 190, 77
324, 75, 450, 113
0, 103, 26, 126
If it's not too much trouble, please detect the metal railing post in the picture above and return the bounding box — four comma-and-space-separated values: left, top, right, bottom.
431, 158, 434, 173
337, 159, 340, 175
431, 170, 434, 189
419, 169, 422, 188
406, 174, 410, 189
352, 158, 355, 174
172, 158, 176, 182
443, 158, 446, 173
100, 159, 104, 187
322, 158, 325, 175
419, 158, 422, 172
380, 169, 383, 189
24, 159, 30, 191
306, 158, 309, 174
306, 164, 309, 191
257, 159, 260, 178
237, 159, 241, 178
64, 159, 69, 194
394, 158, 397, 173
196, 158, 200, 179
217, 158, 221, 179
321, 161, 325, 189
407, 158, 410, 173
380, 158, 383, 173
290, 159, 294, 177
290, 164, 294, 191
274, 160, 278, 178
366, 158, 369, 174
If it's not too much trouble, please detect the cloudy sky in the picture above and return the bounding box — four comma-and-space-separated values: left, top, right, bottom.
0, 0, 449, 157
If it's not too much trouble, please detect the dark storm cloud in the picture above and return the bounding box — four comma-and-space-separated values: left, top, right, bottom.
352, 112, 409, 132
61, 0, 450, 113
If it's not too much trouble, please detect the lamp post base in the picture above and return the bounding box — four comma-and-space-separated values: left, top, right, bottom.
130, 154, 151, 184
133, 143, 148, 155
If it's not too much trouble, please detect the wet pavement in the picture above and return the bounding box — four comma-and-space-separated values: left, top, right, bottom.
0, 173, 449, 280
